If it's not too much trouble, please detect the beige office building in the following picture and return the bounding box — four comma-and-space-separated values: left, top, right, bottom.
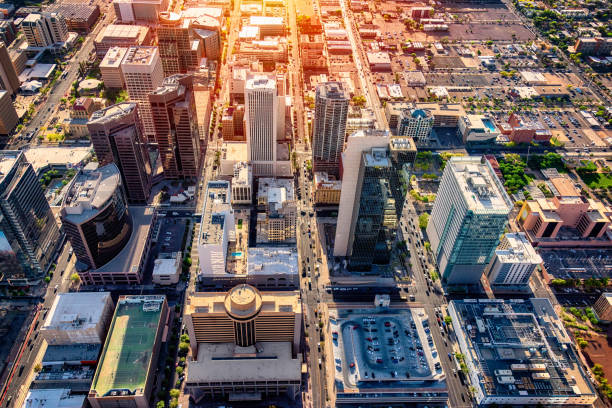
185, 285, 302, 401
100, 47, 127, 89
121, 46, 164, 140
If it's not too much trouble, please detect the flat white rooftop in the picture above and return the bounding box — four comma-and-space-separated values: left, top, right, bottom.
247, 247, 298, 276
42, 292, 112, 335
447, 156, 512, 213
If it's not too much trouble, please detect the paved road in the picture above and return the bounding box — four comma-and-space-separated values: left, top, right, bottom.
9, 4, 115, 150
399, 198, 472, 408
296, 155, 326, 408
1, 241, 74, 407
339, 0, 387, 130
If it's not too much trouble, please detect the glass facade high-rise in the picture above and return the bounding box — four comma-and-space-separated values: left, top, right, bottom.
0, 151, 61, 285
347, 147, 397, 271
426, 156, 512, 285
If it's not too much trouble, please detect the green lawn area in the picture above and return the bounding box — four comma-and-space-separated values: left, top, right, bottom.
578, 172, 612, 189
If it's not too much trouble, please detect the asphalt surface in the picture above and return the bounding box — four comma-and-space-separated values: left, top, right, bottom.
399, 198, 472, 408
1, 241, 75, 407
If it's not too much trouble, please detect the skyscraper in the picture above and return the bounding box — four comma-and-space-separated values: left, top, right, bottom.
149, 74, 201, 179
0, 151, 61, 285
346, 147, 397, 271
397, 107, 434, 145
312, 82, 349, 177
245, 74, 277, 177
157, 12, 203, 76
61, 163, 132, 271
87, 102, 152, 204
426, 156, 512, 285
334, 129, 390, 258
121, 46, 164, 140
0, 90, 18, 135
0, 44, 20, 95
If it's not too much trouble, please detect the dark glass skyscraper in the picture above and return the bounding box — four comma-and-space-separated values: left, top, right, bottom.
0, 151, 61, 285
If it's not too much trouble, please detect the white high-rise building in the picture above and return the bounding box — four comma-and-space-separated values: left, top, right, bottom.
245, 74, 278, 177
22, 12, 68, 48
121, 46, 164, 140
333, 129, 390, 257
486, 232, 542, 290
397, 107, 434, 145
426, 156, 512, 285
312, 82, 349, 177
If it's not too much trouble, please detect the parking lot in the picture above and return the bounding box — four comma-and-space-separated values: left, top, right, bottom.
540, 249, 612, 280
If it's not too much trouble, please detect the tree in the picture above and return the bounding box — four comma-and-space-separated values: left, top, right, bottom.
444, 315, 452, 325
175, 366, 184, 376
178, 342, 190, 355
169, 389, 180, 399
180, 334, 190, 343
156, 402, 166, 408
34, 363, 42, 373
418, 213, 430, 229
70, 273, 80, 285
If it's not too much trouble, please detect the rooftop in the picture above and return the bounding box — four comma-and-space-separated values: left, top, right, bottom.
249, 15, 284, 25
42, 292, 112, 335
121, 46, 158, 66
187, 288, 300, 316
449, 298, 596, 403
24, 146, 91, 172
89, 102, 136, 123
496, 233, 542, 265
92, 206, 154, 274
246, 74, 276, 90
257, 178, 294, 212
100, 46, 127, 68
329, 306, 447, 395
247, 247, 298, 276
187, 342, 301, 383
43, 343, 101, 365
96, 24, 147, 42
200, 181, 232, 245
90, 295, 165, 397
61, 163, 121, 224
447, 156, 512, 213
314, 172, 342, 189
23, 389, 85, 408
0, 150, 20, 185
317, 81, 349, 100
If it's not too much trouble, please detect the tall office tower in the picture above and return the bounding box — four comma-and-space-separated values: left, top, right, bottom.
312, 82, 349, 177
334, 129, 390, 258
121, 46, 164, 140
158, 12, 202, 76
426, 156, 512, 285
61, 163, 132, 271
88, 103, 152, 204
0, 44, 19, 95
149, 74, 201, 179
22, 12, 68, 47
0, 90, 18, 135
348, 148, 396, 271
245, 74, 278, 177
397, 107, 434, 145
0, 151, 61, 285
191, 16, 220, 60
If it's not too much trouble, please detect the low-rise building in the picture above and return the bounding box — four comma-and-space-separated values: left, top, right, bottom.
94, 24, 151, 60
256, 178, 296, 244
198, 181, 235, 278
238, 39, 288, 63
313, 172, 341, 205
574, 37, 612, 56
516, 175, 611, 247
23, 389, 86, 408
367, 51, 392, 71
486, 232, 542, 293
326, 305, 448, 405
41, 292, 114, 345
448, 298, 597, 406
300, 34, 326, 70
231, 161, 252, 205
593, 293, 612, 323
46, 3, 100, 32
88, 295, 168, 408
458, 114, 500, 143
152, 251, 181, 285
498, 113, 552, 144
414, 102, 465, 127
